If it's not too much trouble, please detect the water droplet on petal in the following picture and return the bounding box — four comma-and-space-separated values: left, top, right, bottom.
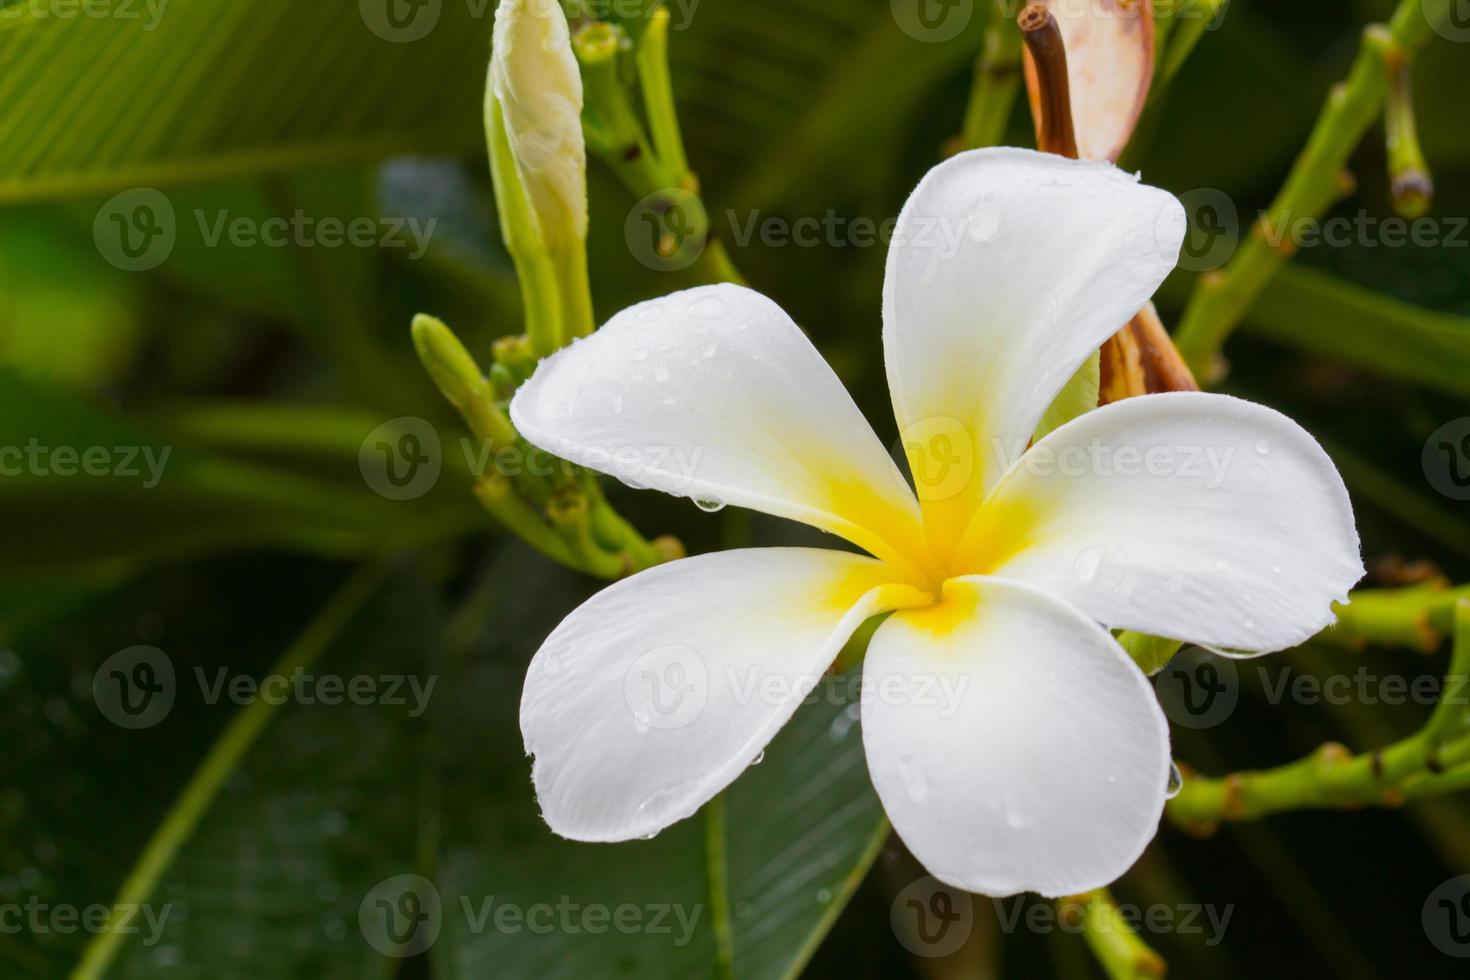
631, 347, 649, 361
816, 888, 832, 904
653, 364, 669, 382
1255, 440, 1271, 456
1073, 547, 1103, 583
899, 755, 928, 803
694, 496, 726, 513
1164, 576, 1184, 595
828, 703, 861, 742
1166, 762, 1184, 799
968, 208, 999, 243
749, 750, 765, 767
612, 394, 624, 415
1003, 791, 1032, 830
702, 341, 719, 359
689, 295, 726, 318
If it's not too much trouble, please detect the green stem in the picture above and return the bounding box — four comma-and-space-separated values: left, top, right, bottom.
1169, 601, 1470, 830
705, 793, 736, 980
1384, 54, 1433, 218
1154, 0, 1229, 95
70, 564, 387, 980
636, 8, 689, 179
1172, 0, 1453, 379
960, 0, 1024, 150
1323, 583, 1470, 652
1059, 889, 1167, 980
552, 245, 596, 341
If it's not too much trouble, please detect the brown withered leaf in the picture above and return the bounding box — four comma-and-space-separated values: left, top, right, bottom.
1022, 0, 1155, 162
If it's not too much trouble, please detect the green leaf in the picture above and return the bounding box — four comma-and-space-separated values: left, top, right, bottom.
51, 547, 889, 979
0, 371, 480, 579
433, 550, 887, 979
1240, 265, 1470, 398
0, 0, 487, 202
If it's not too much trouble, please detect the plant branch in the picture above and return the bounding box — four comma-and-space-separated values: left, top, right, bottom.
1058, 889, 1167, 979
1169, 601, 1470, 832
1172, 0, 1455, 380
960, 0, 1025, 150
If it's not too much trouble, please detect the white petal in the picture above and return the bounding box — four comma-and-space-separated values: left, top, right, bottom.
963, 392, 1364, 653
512, 284, 926, 574
862, 576, 1170, 898
882, 148, 1184, 544
521, 548, 917, 842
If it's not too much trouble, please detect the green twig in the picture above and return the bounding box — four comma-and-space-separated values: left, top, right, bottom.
1172, 0, 1454, 379
1153, 0, 1229, 95
1168, 601, 1470, 831
960, 0, 1024, 150
705, 793, 736, 980
1059, 889, 1167, 980
1324, 582, 1470, 652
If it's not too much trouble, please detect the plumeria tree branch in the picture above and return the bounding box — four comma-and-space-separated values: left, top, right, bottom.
959, 0, 1026, 150
1172, 0, 1457, 379
1152, 0, 1230, 95
572, 6, 746, 286
410, 1, 689, 579
1058, 888, 1168, 980
1169, 600, 1470, 832
1323, 581, 1470, 652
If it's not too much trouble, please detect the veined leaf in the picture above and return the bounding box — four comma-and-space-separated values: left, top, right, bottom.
0, 0, 487, 202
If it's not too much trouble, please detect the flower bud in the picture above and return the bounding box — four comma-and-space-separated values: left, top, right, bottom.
488, 0, 588, 253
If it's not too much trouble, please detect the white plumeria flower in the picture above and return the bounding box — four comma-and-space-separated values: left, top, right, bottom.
511, 149, 1363, 898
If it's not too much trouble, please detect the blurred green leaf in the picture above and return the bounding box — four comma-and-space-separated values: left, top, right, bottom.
0, 371, 481, 579
1160, 264, 1470, 398
0, 0, 486, 202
